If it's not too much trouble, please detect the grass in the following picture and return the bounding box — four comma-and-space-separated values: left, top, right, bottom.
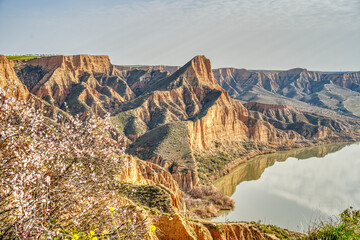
116, 182, 173, 213
126, 121, 195, 172
111, 111, 147, 137
195, 141, 267, 183
305, 207, 360, 240
195, 152, 233, 183
6, 55, 40, 60
250, 221, 304, 239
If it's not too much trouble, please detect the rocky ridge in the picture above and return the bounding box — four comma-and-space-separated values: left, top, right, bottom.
213, 67, 360, 118
14, 55, 135, 116
0, 55, 29, 101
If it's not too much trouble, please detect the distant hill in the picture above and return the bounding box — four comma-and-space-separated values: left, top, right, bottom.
213, 68, 360, 118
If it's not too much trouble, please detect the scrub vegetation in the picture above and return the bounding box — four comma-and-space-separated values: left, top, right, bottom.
6, 56, 40, 60
305, 207, 360, 240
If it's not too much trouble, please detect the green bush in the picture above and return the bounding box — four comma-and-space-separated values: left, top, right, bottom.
116, 182, 173, 213
305, 207, 360, 240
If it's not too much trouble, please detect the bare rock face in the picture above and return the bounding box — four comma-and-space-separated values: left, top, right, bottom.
154, 214, 291, 240
0, 55, 29, 101
117, 155, 186, 213
14, 55, 135, 116
121, 55, 301, 151
244, 101, 353, 140
214, 67, 360, 117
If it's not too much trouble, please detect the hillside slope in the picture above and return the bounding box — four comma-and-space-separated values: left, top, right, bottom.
213, 68, 360, 118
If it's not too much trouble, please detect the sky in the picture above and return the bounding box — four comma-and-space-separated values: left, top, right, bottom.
0, 0, 360, 71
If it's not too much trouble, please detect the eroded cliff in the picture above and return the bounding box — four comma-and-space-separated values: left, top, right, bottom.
214, 67, 360, 118
0, 55, 29, 101
14, 55, 135, 116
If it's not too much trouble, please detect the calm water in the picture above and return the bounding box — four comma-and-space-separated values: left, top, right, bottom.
212, 142, 360, 233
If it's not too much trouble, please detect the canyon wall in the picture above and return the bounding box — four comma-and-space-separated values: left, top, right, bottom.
0, 55, 29, 101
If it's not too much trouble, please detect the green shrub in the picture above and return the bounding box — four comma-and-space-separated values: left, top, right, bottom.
116, 182, 173, 213
305, 207, 360, 240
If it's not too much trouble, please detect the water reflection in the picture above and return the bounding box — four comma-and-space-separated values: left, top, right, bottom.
214, 143, 349, 196
212, 142, 360, 232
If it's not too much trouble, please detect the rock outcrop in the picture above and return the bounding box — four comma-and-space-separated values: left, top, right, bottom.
153, 214, 301, 240
118, 155, 186, 213
244, 102, 354, 140
14, 55, 135, 116
123, 56, 337, 187
0, 55, 29, 101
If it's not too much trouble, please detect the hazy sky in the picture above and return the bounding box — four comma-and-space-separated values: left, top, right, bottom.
1, 0, 359, 70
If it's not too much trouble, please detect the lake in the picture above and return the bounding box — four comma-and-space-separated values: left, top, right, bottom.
212, 142, 360, 233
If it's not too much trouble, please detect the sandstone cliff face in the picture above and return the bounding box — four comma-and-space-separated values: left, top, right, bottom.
154, 215, 285, 240
118, 155, 185, 213
0, 55, 29, 101
14, 55, 135, 116
121, 55, 303, 151
118, 69, 170, 96
186, 91, 299, 153
173, 56, 300, 152
244, 101, 353, 140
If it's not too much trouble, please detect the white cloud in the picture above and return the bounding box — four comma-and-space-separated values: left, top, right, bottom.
1, 0, 359, 70
259, 143, 360, 216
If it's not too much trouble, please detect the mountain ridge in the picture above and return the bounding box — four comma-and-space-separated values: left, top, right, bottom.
213, 67, 360, 118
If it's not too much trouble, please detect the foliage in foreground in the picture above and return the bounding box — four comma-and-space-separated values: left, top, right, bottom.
305, 207, 360, 240
0, 87, 150, 239
249, 208, 360, 240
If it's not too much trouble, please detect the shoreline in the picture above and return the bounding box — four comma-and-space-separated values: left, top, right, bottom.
207, 141, 360, 236
208, 138, 359, 183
